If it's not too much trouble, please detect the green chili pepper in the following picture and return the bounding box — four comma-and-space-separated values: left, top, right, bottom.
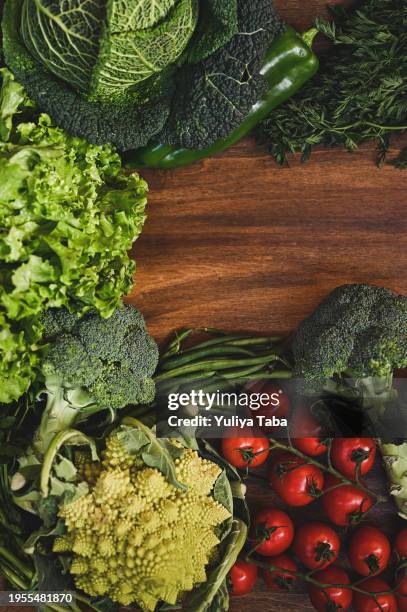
124, 26, 319, 170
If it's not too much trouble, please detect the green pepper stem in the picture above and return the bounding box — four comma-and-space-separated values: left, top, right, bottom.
302, 28, 319, 49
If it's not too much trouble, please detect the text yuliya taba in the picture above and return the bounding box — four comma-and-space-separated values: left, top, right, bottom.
167, 414, 288, 429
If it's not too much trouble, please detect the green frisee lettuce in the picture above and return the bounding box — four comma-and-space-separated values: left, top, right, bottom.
0, 68, 148, 403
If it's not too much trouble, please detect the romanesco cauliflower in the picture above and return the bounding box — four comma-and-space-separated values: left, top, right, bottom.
54, 432, 231, 610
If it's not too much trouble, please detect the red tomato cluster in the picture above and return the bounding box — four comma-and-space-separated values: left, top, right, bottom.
223, 391, 407, 611
228, 524, 407, 612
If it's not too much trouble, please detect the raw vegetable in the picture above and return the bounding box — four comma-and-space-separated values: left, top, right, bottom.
221, 432, 270, 469
348, 526, 391, 577
292, 284, 407, 520
127, 27, 319, 169
331, 438, 377, 480
252, 509, 294, 557
257, 0, 407, 168
3, 0, 288, 156
293, 284, 407, 407
381, 442, 407, 520
322, 475, 374, 527
228, 560, 258, 596
293, 522, 340, 571
154, 329, 292, 395
30, 305, 158, 457
269, 451, 324, 507
353, 577, 397, 612
4, 417, 249, 611
308, 566, 353, 612
292, 437, 328, 457
291, 404, 329, 457
263, 554, 298, 592
0, 68, 148, 404
53, 429, 231, 609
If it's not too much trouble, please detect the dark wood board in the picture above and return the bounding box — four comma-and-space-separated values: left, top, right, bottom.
2, 1, 407, 611
129, 135, 407, 344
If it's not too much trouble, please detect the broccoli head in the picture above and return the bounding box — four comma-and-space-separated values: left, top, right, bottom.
293, 284, 407, 384
41, 306, 159, 410
53, 430, 230, 610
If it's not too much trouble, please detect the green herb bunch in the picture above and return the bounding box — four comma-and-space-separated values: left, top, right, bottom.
257, 0, 407, 166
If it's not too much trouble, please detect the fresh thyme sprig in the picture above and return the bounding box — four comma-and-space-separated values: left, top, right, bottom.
256, 0, 407, 166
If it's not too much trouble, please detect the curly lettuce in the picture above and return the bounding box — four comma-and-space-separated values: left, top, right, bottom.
0, 68, 148, 404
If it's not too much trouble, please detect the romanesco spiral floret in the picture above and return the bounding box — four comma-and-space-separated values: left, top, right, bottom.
103, 434, 137, 470
174, 448, 222, 495
133, 468, 174, 502
52, 535, 72, 553
93, 469, 132, 505
54, 430, 231, 611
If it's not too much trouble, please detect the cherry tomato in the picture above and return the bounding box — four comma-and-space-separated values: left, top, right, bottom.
353, 577, 397, 612
348, 526, 390, 576
293, 437, 329, 457
291, 403, 329, 457
395, 527, 407, 560
222, 430, 269, 468
269, 451, 324, 507
331, 438, 376, 480
247, 382, 291, 433
308, 565, 353, 612
293, 522, 340, 570
322, 474, 373, 527
228, 560, 258, 596
253, 509, 294, 557
263, 554, 298, 592
396, 572, 407, 612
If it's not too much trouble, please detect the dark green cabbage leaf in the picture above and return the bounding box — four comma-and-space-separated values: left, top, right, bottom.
3, 0, 283, 151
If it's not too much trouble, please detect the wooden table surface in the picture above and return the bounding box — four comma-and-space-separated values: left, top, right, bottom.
2, 1, 407, 611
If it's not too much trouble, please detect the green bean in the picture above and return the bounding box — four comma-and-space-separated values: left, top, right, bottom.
160, 329, 194, 359
154, 354, 284, 382
158, 345, 257, 372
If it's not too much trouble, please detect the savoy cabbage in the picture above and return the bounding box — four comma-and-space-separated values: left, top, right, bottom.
3, 0, 283, 151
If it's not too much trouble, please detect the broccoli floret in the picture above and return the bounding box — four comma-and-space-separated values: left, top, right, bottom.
42, 305, 158, 408
293, 284, 407, 383
40, 309, 80, 337
89, 365, 156, 411
33, 306, 158, 455
54, 430, 230, 610
293, 284, 407, 421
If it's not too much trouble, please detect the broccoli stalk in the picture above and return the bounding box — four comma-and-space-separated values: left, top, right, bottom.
32, 306, 159, 456
293, 284, 407, 420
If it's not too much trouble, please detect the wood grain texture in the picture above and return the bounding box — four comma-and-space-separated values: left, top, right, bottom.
129, 136, 407, 344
